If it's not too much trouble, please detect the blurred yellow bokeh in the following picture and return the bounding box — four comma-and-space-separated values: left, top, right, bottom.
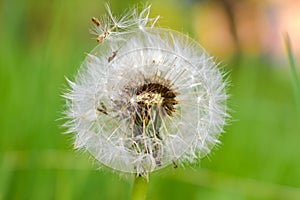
193, 0, 300, 60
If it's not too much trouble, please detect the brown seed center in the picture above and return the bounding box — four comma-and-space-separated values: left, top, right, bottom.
134, 83, 178, 127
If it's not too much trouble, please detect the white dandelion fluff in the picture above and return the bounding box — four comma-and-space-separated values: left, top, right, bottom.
64, 4, 228, 176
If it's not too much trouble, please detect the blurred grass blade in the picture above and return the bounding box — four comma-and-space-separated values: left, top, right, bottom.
169, 168, 300, 199
0, 154, 15, 200
284, 33, 300, 118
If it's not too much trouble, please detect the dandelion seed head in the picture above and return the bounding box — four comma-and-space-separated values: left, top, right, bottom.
64, 4, 228, 176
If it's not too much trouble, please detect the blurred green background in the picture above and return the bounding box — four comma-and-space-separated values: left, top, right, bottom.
1, 0, 300, 199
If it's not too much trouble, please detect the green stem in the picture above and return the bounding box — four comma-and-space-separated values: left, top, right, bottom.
131, 175, 149, 200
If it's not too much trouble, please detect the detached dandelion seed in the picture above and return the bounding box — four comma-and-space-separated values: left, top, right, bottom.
63, 4, 228, 177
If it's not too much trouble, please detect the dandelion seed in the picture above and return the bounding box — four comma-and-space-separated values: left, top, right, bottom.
92, 17, 101, 27
63, 4, 228, 176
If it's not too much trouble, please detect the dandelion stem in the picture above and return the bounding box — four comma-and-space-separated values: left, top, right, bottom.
131, 175, 149, 200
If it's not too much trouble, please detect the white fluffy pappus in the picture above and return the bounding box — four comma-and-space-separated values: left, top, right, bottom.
63, 4, 228, 176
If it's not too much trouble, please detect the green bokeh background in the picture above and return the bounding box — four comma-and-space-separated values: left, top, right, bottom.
1, 0, 300, 199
